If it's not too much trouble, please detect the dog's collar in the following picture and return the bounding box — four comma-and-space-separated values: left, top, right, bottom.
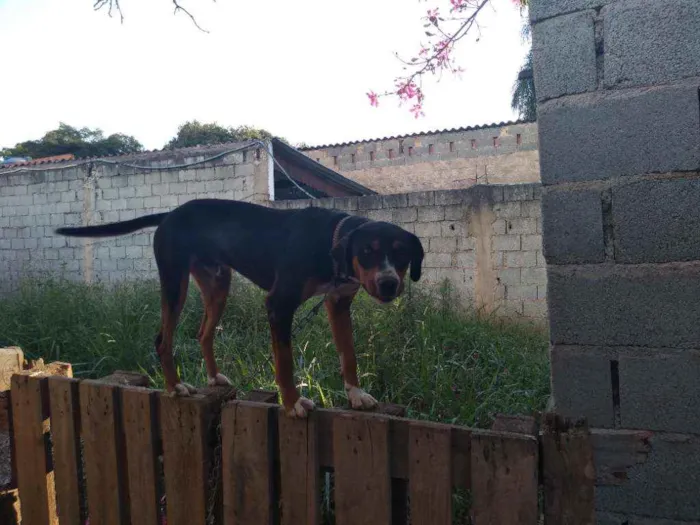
331, 215, 363, 285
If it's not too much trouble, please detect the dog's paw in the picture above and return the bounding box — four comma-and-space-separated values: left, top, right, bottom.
285, 396, 315, 418
207, 373, 233, 387
346, 385, 378, 410
171, 382, 197, 397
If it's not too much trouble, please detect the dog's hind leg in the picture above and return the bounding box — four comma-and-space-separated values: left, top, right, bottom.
154, 247, 194, 396
192, 261, 233, 387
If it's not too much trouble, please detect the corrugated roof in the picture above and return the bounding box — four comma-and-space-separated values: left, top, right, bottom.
297, 118, 536, 151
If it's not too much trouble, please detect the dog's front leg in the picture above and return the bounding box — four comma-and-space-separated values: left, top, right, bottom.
266, 293, 315, 418
325, 294, 378, 411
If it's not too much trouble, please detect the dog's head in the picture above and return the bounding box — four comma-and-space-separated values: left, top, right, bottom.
331, 221, 424, 303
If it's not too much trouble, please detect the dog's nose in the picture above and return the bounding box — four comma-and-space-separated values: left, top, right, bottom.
377, 277, 398, 298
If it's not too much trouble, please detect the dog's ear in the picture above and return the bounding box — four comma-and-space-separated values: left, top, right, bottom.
409, 233, 425, 282
330, 234, 353, 277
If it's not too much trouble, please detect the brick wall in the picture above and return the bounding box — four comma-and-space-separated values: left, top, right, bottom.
531, 0, 700, 522
0, 144, 269, 290
271, 184, 547, 324
301, 122, 540, 194
0, 150, 547, 323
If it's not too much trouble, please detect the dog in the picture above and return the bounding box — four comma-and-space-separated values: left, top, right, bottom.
55, 198, 424, 418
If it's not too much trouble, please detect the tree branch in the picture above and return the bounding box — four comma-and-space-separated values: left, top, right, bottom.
172, 0, 209, 33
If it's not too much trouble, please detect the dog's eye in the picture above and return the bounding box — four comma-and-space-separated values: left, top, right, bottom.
362, 245, 373, 255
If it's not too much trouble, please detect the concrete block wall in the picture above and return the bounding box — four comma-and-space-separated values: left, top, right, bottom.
271, 184, 547, 324
531, 0, 700, 522
0, 145, 269, 289
301, 122, 541, 194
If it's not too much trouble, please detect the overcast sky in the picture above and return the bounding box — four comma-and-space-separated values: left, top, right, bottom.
0, 0, 529, 150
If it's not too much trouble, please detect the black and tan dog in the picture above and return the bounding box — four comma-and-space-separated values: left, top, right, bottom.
56, 198, 424, 417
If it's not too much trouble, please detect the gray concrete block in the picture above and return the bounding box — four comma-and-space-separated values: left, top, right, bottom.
542, 189, 604, 264
357, 195, 383, 210
532, 10, 597, 102
493, 202, 522, 219
521, 234, 543, 251
408, 191, 435, 207
550, 346, 614, 427
539, 81, 700, 184
424, 253, 451, 268
596, 511, 700, 525
613, 179, 700, 263
596, 433, 700, 521
507, 218, 537, 235
417, 206, 445, 222
497, 268, 521, 286
604, 0, 700, 88
392, 207, 417, 223
620, 351, 700, 434
530, 0, 614, 22
429, 237, 457, 253
548, 263, 700, 348
493, 235, 521, 251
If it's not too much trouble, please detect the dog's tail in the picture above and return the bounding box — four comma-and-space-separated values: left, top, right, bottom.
55, 212, 169, 238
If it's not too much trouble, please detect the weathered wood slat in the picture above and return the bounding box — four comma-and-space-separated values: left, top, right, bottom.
408, 421, 453, 525
160, 395, 214, 525
122, 387, 160, 525
222, 401, 274, 525
11, 374, 57, 525
470, 430, 539, 525
333, 413, 391, 525
315, 407, 472, 488
541, 413, 595, 525
48, 376, 83, 525
277, 408, 319, 525
80, 380, 130, 525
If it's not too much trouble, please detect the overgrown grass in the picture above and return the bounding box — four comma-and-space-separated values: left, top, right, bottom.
0, 277, 550, 427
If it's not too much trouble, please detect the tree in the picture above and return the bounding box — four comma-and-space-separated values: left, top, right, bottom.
511, 50, 536, 121
165, 120, 277, 149
94, 0, 530, 118
510, 15, 536, 121
1, 122, 144, 159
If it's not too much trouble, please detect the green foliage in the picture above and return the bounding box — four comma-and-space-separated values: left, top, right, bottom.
0, 122, 144, 159
165, 120, 277, 149
511, 49, 537, 121
0, 277, 550, 428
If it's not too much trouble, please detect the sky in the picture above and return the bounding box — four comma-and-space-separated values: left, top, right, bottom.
0, 0, 530, 151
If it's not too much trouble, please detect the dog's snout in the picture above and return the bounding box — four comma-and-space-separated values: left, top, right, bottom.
377, 277, 398, 298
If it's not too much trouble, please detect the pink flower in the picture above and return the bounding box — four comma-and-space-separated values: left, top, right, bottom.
410, 103, 425, 119
450, 0, 467, 12
367, 91, 379, 107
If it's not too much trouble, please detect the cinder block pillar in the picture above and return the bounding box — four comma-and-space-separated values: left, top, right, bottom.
530, 0, 700, 522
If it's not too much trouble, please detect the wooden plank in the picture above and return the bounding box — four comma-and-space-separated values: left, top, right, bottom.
470, 430, 539, 525
222, 401, 274, 525
408, 421, 453, 525
451, 427, 472, 490
48, 376, 82, 525
490, 414, 538, 436
11, 374, 57, 525
244, 390, 279, 404
80, 380, 130, 525
122, 387, 160, 525
333, 412, 391, 525
160, 394, 215, 525
317, 407, 472, 488
277, 408, 319, 525
541, 413, 595, 525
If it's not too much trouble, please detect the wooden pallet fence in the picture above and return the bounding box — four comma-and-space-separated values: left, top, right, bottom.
8, 374, 593, 525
